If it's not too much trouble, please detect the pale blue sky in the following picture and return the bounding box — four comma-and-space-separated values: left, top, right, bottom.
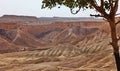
0, 0, 120, 17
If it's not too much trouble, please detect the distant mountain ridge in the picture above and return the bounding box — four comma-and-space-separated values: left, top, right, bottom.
0, 15, 104, 25
2, 15, 37, 19
39, 17, 104, 22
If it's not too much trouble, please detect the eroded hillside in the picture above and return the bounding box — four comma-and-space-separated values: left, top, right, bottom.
0, 16, 120, 71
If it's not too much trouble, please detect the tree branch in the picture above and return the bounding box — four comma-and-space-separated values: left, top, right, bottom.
70, 7, 80, 14
110, 0, 119, 17
100, 0, 104, 9
90, 14, 103, 17
109, 0, 114, 13
90, 1, 109, 19
113, 0, 119, 13
90, 2, 101, 12
115, 20, 120, 25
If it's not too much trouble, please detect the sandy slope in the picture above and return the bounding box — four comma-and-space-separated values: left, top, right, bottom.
0, 17, 120, 71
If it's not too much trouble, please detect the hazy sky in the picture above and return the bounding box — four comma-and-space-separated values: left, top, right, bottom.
0, 0, 120, 17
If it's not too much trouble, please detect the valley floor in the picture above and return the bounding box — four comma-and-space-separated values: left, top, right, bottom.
0, 49, 116, 71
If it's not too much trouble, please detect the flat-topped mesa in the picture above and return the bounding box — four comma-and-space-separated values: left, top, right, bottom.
0, 15, 39, 24
1, 15, 37, 19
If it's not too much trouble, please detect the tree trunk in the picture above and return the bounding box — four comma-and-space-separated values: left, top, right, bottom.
109, 21, 120, 71
114, 52, 120, 71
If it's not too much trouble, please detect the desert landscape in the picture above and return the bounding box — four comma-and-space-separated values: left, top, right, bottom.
0, 15, 120, 71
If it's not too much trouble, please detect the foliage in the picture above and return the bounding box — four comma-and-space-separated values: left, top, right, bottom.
42, 0, 117, 15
